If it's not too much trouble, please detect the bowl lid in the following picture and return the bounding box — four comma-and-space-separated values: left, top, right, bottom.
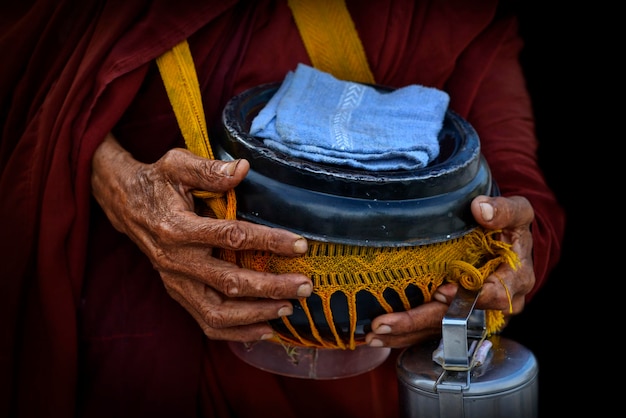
215, 82, 494, 246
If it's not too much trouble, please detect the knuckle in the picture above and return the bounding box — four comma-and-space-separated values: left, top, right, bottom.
151, 247, 170, 269
202, 307, 228, 329
254, 274, 289, 299
158, 148, 186, 173
196, 158, 230, 183
214, 222, 249, 249
151, 222, 180, 258
151, 219, 176, 240
493, 293, 514, 311
213, 269, 244, 296
226, 226, 248, 248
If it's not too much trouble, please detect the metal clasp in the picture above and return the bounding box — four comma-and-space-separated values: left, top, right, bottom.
434, 287, 487, 417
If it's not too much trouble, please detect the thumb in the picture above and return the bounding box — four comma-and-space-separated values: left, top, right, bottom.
470, 195, 534, 230
162, 148, 250, 193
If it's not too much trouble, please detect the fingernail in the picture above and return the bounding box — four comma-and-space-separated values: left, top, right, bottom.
479, 202, 494, 221
278, 306, 293, 317
433, 293, 447, 304
374, 324, 392, 335
261, 333, 274, 340
297, 283, 312, 297
369, 339, 384, 347
220, 160, 239, 176
293, 238, 308, 254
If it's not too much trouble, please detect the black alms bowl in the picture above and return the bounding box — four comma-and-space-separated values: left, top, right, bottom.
215, 82, 495, 345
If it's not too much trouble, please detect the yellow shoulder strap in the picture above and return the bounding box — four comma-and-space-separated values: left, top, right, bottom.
156, 40, 214, 160
287, 0, 375, 84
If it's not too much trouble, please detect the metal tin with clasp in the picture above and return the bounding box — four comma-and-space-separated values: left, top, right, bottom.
396, 287, 538, 418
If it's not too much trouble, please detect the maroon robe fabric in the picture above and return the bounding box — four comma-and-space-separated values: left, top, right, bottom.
0, 1, 566, 417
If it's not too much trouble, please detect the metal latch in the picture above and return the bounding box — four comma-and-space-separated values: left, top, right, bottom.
434, 286, 488, 417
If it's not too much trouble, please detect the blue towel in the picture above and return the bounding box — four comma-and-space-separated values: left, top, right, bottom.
250, 63, 449, 171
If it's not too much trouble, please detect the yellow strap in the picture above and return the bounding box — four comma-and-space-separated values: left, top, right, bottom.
156, 40, 214, 160
287, 0, 375, 84
156, 40, 237, 260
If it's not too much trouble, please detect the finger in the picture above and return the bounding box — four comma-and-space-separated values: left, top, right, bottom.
181, 297, 278, 342
185, 300, 278, 342
365, 302, 448, 348
471, 195, 534, 230
478, 263, 534, 315
161, 254, 312, 299
433, 264, 531, 315
431, 282, 458, 305
202, 323, 277, 343
181, 216, 309, 257
157, 148, 250, 193
164, 275, 294, 331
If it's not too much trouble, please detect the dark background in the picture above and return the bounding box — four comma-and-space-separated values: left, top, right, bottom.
502, 3, 603, 415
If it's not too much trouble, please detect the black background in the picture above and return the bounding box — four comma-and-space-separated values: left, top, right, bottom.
502, 3, 606, 415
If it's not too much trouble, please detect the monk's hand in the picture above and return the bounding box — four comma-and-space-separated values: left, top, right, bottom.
91, 133, 312, 342
365, 194, 535, 348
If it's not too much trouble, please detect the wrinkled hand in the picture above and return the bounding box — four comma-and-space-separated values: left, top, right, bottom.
365, 194, 535, 348
91, 133, 312, 342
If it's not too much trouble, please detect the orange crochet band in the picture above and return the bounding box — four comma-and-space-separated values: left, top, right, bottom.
237, 227, 518, 350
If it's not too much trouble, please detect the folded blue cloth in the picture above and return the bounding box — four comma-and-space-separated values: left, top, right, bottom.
250, 63, 449, 171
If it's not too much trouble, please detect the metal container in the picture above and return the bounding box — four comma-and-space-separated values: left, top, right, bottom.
396, 288, 538, 418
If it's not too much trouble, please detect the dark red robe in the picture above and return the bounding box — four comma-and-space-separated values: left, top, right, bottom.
0, 1, 565, 417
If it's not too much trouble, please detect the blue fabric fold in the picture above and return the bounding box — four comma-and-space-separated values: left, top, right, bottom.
250, 63, 449, 171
